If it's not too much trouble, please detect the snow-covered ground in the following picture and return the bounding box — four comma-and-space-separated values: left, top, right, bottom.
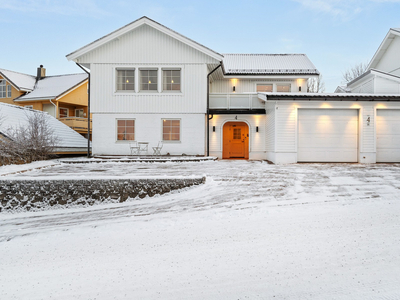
1, 160, 400, 299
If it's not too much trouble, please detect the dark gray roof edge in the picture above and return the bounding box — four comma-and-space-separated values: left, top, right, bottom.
66, 16, 223, 59
225, 70, 320, 76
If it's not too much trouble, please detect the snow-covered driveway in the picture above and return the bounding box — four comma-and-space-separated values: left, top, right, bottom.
1, 161, 400, 299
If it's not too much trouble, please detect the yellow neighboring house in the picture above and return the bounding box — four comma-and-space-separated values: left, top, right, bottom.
0, 65, 90, 137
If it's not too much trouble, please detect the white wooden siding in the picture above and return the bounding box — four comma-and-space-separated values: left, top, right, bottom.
362, 105, 375, 153
350, 78, 374, 93
77, 24, 219, 65
375, 77, 400, 94
91, 63, 207, 113
374, 36, 400, 74
265, 104, 275, 152
376, 109, 400, 162
275, 104, 297, 152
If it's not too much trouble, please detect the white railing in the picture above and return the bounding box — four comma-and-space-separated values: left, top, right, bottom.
209, 93, 265, 110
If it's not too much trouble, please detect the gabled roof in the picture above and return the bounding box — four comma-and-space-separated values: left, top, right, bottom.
0, 68, 36, 92
0, 103, 89, 151
14, 73, 88, 102
222, 54, 319, 75
334, 86, 350, 93
368, 28, 400, 70
66, 16, 223, 62
347, 68, 400, 87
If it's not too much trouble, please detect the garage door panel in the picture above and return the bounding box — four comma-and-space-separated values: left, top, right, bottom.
377, 109, 400, 162
298, 109, 358, 162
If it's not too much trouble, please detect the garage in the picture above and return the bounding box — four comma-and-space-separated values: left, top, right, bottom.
298, 109, 359, 162
376, 109, 400, 162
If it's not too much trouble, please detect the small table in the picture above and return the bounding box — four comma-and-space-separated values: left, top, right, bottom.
138, 142, 149, 155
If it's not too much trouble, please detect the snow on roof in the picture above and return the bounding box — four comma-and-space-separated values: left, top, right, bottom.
15, 73, 88, 101
258, 92, 400, 101
0, 103, 89, 151
0, 68, 36, 91
222, 54, 319, 75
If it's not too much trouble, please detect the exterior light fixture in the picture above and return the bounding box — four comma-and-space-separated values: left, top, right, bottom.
256, 126, 259, 133
298, 86, 301, 92
233, 86, 236, 92
213, 126, 216, 132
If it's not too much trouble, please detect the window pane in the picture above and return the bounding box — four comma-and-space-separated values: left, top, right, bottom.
117, 69, 135, 91
117, 120, 125, 126
277, 84, 291, 92
117, 119, 135, 141
162, 119, 180, 141
256, 84, 273, 92
172, 120, 180, 126
140, 70, 158, 91
163, 69, 181, 91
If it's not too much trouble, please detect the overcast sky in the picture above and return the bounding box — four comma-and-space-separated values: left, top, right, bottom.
1, 0, 400, 92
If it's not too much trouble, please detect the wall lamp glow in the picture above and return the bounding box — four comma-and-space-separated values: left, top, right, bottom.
213, 126, 216, 132
233, 86, 236, 92
256, 126, 259, 133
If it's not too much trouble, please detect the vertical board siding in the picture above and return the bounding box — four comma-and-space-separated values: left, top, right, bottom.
78, 24, 219, 65
275, 103, 296, 152
362, 105, 375, 152
209, 115, 265, 153
210, 79, 296, 93
375, 77, 400, 94
91, 63, 207, 113
265, 104, 275, 152
351, 78, 374, 93
375, 36, 400, 73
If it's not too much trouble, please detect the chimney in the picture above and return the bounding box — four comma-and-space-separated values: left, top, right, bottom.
36, 65, 46, 81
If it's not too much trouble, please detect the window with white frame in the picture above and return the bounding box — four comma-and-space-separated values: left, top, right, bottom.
163, 69, 181, 91
116, 69, 135, 92
163, 119, 180, 141
117, 119, 135, 141
140, 69, 158, 91
0, 80, 5, 98
75, 109, 84, 118
24, 105, 33, 109
7, 85, 11, 98
277, 84, 291, 92
256, 84, 273, 92
59, 107, 69, 118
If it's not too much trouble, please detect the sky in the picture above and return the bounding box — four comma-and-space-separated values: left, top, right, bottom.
1, 0, 400, 92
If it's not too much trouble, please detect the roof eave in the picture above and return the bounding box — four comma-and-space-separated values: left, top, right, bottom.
367, 28, 400, 69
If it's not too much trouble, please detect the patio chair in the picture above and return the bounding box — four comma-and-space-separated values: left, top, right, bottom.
130, 142, 140, 155
152, 141, 163, 156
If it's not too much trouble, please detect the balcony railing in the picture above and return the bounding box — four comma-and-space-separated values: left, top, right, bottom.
209, 93, 265, 110
59, 117, 92, 134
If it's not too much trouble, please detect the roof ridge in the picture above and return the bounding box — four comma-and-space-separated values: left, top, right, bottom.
0, 102, 46, 114
222, 53, 306, 56
43, 73, 87, 78
0, 68, 35, 78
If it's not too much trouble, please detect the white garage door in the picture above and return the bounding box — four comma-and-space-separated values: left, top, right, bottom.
298, 109, 358, 162
376, 109, 400, 162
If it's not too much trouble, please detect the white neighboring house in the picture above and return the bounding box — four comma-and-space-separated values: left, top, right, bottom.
0, 103, 89, 154
67, 17, 400, 163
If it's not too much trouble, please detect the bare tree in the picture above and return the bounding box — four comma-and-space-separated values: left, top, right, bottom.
307, 75, 325, 93
0, 112, 59, 165
342, 62, 368, 83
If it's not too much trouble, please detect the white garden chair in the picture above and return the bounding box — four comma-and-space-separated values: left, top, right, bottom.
152, 141, 163, 156
130, 142, 140, 155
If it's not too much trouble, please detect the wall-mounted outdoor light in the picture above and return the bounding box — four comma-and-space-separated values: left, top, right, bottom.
233, 86, 236, 92
256, 126, 259, 133
213, 126, 216, 132
298, 86, 301, 92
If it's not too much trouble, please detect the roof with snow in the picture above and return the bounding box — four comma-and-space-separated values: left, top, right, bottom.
0, 68, 36, 92
222, 54, 319, 75
14, 73, 88, 102
0, 103, 89, 153
258, 92, 400, 102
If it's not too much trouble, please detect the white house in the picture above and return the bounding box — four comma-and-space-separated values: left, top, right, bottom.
67, 17, 400, 163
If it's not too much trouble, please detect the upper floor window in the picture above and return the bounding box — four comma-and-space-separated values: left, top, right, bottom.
163, 69, 181, 92
59, 107, 69, 118
256, 84, 273, 92
75, 109, 84, 118
277, 84, 291, 92
0, 80, 5, 98
140, 69, 158, 91
117, 119, 135, 141
117, 69, 135, 92
163, 119, 180, 141
7, 85, 11, 98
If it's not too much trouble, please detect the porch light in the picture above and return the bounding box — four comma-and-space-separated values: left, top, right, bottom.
256, 126, 259, 133
213, 126, 216, 132
299, 86, 301, 92
233, 86, 236, 92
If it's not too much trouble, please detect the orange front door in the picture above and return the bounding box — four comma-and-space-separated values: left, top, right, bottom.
222, 122, 249, 159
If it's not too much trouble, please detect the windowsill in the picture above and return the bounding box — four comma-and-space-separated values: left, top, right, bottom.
162, 140, 181, 143
115, 140, 136, 143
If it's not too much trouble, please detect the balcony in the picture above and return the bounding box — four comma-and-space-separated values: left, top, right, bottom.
209, 93, 265, 114
59, 117, 92, 134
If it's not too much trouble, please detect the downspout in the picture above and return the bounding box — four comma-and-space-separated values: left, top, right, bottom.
49, 99, 57, 118
76, 63, 91, 158
207, 62, 222, 157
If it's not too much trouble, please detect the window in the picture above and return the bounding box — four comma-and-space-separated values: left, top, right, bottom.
140, 69, 158, 91
163, 69, 181, 91
7, 85, 11, 98
24, 105, 33, 109
116, 69, 135, 92
256, 84, 273, 92
75, 109, 84, 118
59, 108, 69, 118
277, 84, 291, 92
0, 80, 5, 98
117, 119, 135, 141
163, 119, 180, 141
